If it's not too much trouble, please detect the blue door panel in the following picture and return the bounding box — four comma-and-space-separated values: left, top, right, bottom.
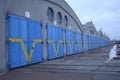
47, 25, 63, 59
8, 17, 19, 38
8, 43, 28, 68
8, 15, 28, 68
27, 20, 43, 63
92, 37, 94, 49
19, 19, 28, 42
28, 21, 42, 42
47, 25, 54, 59
86, 35, 88, 51
90, 36, 92, 50
8, 15, 43, 68
76, 33, 83, 53
29, 43, 43, 64
58, 44, 64, 57
88, 36, 90, 50
66, 30, 75, 55
48, 44, 56, 59
85, 35, 89, 51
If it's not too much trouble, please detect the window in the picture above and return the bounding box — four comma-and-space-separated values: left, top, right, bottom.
64, 15, 68, 27
90, 30, 94, 35
57, 12, 62, 24
47, 7, 54, 22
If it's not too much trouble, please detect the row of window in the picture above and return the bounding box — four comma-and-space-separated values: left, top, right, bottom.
47, 7, 68, 27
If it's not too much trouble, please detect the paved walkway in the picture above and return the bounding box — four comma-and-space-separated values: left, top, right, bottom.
1, 45, 120, 80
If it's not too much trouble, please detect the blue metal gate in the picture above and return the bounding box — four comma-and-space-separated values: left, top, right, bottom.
47, 25, 64, 59
85, 35, 89, 51
88, 35, 92, 50
90, 36, 93, 50
7, 15, 43, 68
76, 32, 83, 53
66, 30, 75, 55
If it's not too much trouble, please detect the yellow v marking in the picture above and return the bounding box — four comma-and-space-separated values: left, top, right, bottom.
48, 40, 63, 56
9, 38, 42, 63
67, 41, 74, 53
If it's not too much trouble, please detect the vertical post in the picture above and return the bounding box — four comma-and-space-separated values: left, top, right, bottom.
62, 28, 66, 62
0, 9, 9, 75
42, 24, 48, 60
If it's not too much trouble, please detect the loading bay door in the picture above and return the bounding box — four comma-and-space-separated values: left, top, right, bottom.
47, 25, 64, 59
7, 15, 43, 68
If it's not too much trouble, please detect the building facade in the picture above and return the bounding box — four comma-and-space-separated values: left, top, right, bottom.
0, 0, 110, 74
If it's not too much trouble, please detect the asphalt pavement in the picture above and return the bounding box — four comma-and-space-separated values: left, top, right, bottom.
1, 45, 120, 80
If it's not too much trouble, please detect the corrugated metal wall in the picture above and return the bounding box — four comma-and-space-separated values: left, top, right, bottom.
6, 14, 110, 69
8, 15, 43, 68
47, 25, 64, 59
66, 30, 75, 55
76, 32, 83, 53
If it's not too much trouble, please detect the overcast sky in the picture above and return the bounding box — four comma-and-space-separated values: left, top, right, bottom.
65, 0, 120, 40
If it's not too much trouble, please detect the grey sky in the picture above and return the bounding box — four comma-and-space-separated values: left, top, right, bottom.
65, 0, 120, 40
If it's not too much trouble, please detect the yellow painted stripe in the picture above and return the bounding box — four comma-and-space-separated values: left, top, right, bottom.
56, 40, 63, 56
9, 38, 29, 62
9, 38, 23, 42
34, 40, 42, 43
20, 42, 29, 62
66, 40, 75, 53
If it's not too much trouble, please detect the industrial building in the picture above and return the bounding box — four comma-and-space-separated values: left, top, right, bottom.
0, 0, 110, 74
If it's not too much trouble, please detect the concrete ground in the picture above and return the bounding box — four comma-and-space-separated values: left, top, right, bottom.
1, 45, 120, 80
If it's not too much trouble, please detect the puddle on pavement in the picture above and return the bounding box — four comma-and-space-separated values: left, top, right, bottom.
109, 45, 117, 60
106, 44, 120, 63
